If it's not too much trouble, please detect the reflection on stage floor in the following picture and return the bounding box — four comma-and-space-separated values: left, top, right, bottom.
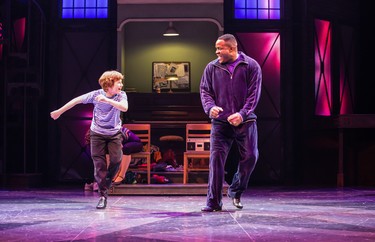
0, 186, 374, 241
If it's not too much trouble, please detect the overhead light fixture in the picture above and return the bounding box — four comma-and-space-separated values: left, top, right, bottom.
163, 22, 179, 37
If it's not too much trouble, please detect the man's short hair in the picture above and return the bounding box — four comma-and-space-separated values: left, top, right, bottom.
218, 34, 237, 48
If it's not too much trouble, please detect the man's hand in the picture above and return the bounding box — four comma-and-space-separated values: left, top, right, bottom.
227, 112, 243, 126
209, 106, 223, 118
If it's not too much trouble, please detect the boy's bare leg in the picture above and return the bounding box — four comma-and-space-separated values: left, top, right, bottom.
113, 155, 131, 183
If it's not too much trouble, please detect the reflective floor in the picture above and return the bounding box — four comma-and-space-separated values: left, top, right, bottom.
0, 186, 374, 241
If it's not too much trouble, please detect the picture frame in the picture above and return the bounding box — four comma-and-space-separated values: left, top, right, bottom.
152, 62, 191, 93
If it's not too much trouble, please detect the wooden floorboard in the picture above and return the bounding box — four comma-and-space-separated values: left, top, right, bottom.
109, 183, 228, 195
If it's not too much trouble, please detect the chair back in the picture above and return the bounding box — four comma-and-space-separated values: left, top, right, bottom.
123, 123, 151, 152
185, 123, 211, 152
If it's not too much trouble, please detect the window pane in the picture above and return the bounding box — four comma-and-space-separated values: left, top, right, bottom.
234, 0, 246, 8
258, 0, 269, 8
74, 9, 85, 18
86, 9, 96, 18
247, 0, 257, 8
270, 0, 280, 8
97, 8, 108, 18
74, 0, 85, 8
258, 10, 269, 19
61, 0, 108, 19
234, 0, 280, 20
63, 0, 74, 8
86, 0, 97, 8
269, 10, 280, 19
247, 9, 257, 19
62, 9, 73, 18
97, 0, 108, 8
235, 9, 246, 19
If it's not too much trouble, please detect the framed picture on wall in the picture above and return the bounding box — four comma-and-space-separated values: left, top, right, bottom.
152, 62, 191, 93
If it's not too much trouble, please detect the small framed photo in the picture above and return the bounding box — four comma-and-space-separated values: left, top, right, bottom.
152, 62, 191, 93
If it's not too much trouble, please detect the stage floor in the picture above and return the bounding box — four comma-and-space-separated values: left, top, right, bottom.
0, 186, 374, 241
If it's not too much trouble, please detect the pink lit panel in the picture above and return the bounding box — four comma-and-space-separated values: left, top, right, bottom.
237, 32, 281, 117
14, 18, 26, 51
340, 61, 352, 114
314, 19, 332, 116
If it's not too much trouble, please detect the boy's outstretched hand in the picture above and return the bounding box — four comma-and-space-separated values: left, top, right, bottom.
50, 110, 61, 120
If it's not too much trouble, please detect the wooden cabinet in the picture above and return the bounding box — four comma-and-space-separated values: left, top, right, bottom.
183, 151, 209, 184
183, 123, 211, 184
124, 93, 210, 185
110, 93, 213, 194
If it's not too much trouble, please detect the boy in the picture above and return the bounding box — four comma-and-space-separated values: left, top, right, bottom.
51, 70, 128, 209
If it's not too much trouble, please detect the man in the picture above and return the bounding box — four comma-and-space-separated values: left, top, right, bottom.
200, 34, 262, 212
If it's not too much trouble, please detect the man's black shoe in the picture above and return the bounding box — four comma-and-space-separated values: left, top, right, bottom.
232, 198, 243, 209
228, 193, 243, 209
201, 206, 222, 212
96, 196, 107, 209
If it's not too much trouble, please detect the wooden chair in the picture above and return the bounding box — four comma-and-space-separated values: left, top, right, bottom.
183, 123, 211, 184
122, 123, 152, 184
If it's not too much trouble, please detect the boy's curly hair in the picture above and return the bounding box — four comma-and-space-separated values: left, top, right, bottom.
98, 70, 124, 92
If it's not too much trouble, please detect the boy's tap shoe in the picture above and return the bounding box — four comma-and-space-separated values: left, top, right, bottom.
96, 196, 107, 209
